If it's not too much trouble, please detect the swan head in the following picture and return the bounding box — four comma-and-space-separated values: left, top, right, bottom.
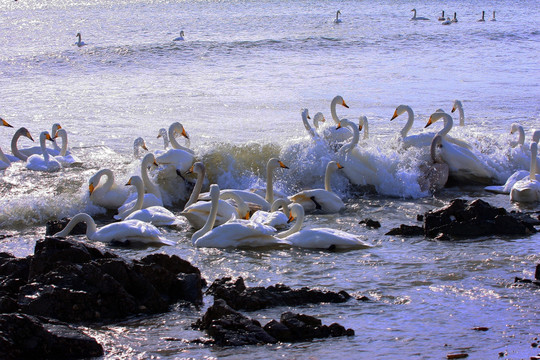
425, 111, 450, 128
187, 161, 205, 175
313, 112, 325, 123
133, 137, 148, 150
54, 128, 67, 139
532, 130, 540, 143
301, 108, 311, 120
287, 203, 305, 224
268, 158, 289, 170
328, 161, 344, 172
19, 127, 34, 142
391, 105, 408, 120
125, 175, 144, 189
171, 122, 189, 139
40, 131, 54, 142
510, 123, 522, 135
451, 100, 462, 113
336, 118, 353, 130
76, 32, 81, 38
336, 95, 349, 109
1, 118, 13, 128
142, 153, 159, 169
157, 128, 168, 139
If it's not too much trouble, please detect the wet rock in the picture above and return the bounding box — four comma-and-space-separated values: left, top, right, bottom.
514, 264, 540, 286
0, 313, 103, 359
359, 218, 381, 229
207, 277, 352, 311
3, 237, 203, 322
45, 217, 87, 236
195, 299, 354, 346
385, 224, 424, 236
424, 199, 537, 239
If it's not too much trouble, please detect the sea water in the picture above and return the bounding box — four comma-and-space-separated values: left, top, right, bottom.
0, 0, 539, 358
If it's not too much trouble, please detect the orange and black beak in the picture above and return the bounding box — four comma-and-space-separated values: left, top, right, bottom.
279, 160, 289, 169
336, 162, 344, 169
342, 99, 349, 108
89, 183, 95, 195
1, 118, 13, 128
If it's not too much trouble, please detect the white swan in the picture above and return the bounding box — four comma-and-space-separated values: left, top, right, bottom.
0, 146, 11, 170
451, 12, 458, 23
192, 184, 290, 249
89, 169, 130, 210
451, 100, 465, 126
438, 10, 445, 21
337, 119, 379, 187
250, 199, 290, 230
249, 157, 289, 205
442, 17, 452, 25
301, 109, 321, 142
510, 123, 525, 148
321, 95, 352, 143
425, 111, 494, 183
333, 10, 342, 23
54, 213, 173, 245
510, 142, 540, 202
359, 116, 368, 140
121, 176, 181, 226
75, 32, 86, 47
478, 11, 485, 22
17, 124, 62, 157
173, 30, 185, 41
50, 123, 62, 153
418, 135, 449, 192
53, 128, 81, 166
390, 104, 435, 149
116, 153, 164, 218
277, 204, 371, 250
411, 9, 429, 20
155, 122, 195, 173
491, 11, 496, 21
154, 127, 170, 156
9, 127, 35, 161
26, 131, 62, 172
289, 161, 345, 214
133, 137, 148, 158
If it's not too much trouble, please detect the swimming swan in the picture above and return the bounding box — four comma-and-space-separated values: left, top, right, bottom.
451, 100, 465, 126
510, 142, 540, 202
277, 204, 371, 250
334, 10, 342, 23
411, 9, 429, 21
250, 199, 291, 230
418, 135, 449, 192
26, 131, 62, 172
442, 17, 452, 25
425, 111, 494, 183
173, 30, 185, 41
451, 13, 458, 23
478, 11, 485, 22
121, 175, 181, 226
89, 168, 130, 210
53, 128, 81, 166
322, 95, 352, 143
289, 161, 345, 214
249, 157, 289, 205
133, 137, 148, 158
155, 122, 195, 173
491, 11, 496, 21
191, 184, 290, 249
75, 32, 86, 47
438, 11, 445, 21
390, 105, 435, 149
54, 213, 173, 245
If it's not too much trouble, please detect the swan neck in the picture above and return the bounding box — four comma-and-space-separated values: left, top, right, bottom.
330, 98, 340, 124
11, 129, 28, 161
401, 106, 414, 138
436, 114, 453, 137
169, 125, 191, 151
133, 177, 145, 211
277, 206, 304, 238
270, 199, 290, 217
55, 213, 97, 239
457, 105, 465, 126
192, 187, 219, 244
265, 164, 274, 204
141, 156, 162, 200
530, 144, 538, 180
220, 192, 249, 219
93, 169, 115, 193
59, 130, 68, 157
517, 126, 525, 146
301, 110, 317, 140
40, 133, 50, 163
0, 146, 10, 165
184, 166, 205, 209
324, 164, 335, 192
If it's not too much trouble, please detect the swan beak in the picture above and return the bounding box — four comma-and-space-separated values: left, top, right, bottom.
451, 106, 457, 113
279, 161, 289, 169
1, 118, 13, 128
88, 183, 95, 194
45, 133, 54, 142
425, 118, 433, 128
25, 131, 35, 142
342, 100, 349, 108
142, 143, 149, 151
186, 165, 195, 175
358, 123, 363, 131
181, 128, 189, 139
336, 162, 344, 169
125, 178, 132, 186
157, 133, 162, 139
307, 114, 311, 119
336, 123, 342, 130
390, 110, 398, 121
244, 212, 250, 220
287, 214, 295, 223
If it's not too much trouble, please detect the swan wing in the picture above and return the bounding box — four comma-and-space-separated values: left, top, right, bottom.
510, 178, 540, 203
92, 220, 172, 244
155, 149, 195, 173
251, 210, 289, 229
124, 206, 180, 226
180, 200, 237, 229
289, 189, 344, 214
194, 220, 286, 248
26, 154, 61, 172
287, 228, 371, 249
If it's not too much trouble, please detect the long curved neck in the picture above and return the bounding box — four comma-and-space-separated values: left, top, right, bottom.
324, 164, 336, 192
169, 124, 194, 154
276, 205, 304, 238
330, 98, 341, 124
430, 136, 443, 163
220, 192, 249, 219
92, 169, 115, 194
58, 129, 68, 157
271, 199, 290, 217
412, 9, 417, 18
339, 119, 360, 155
183, 165, 206, 208
401, 106, 414, 138
55, 213, 97, 239
516, 126, 525, 146
0, 146, 10, 165
141, 155, 162, 200
192, 186, 219, 244
436, 114, 453, 137
265, 163, 276, 204
457, 104, 465, 126
77, 34, 81, 42
39, 133, 51, 163
301, 110, 317, 140
360, 116, 368, 139
11, 128, 29, 161
131, 177, 145, 212
530, 144, 538, 180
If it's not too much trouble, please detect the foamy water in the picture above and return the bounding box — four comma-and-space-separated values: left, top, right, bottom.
0, 0, 539, 358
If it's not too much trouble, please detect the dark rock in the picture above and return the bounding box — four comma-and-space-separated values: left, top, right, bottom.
263, 319, 294, 342
359, 218, 381, 229
207, 277, 352, 311
417, 214, 424, 222
385, 224, 424, 236
0, 313, 103, 359
423, 199, 537, 239
46, 218, 87, 236
536, 264, 540, 281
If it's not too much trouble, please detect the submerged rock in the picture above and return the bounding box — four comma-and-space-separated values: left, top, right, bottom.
206, 277, 353, 311
0, 313, 103, 359
195, 299, 354, 346
1, 237, 204, 322
359, 218, 381, 229
385, 224, 424, 236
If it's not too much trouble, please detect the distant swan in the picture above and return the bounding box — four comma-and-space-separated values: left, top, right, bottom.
26, 131, 62, 172
490, 11, 496, 21
173, 30, 185, 41
277, 204, 371, 250
509, 123, 525, 148
121, 175, 181, 226
438, 10, 445, 21
451, 12, 458, 23
510, 142, 540, 202
478, 11, 485, 22
411, 9, 429, 21
442, 17, 452, 25
333, 10, 342, 23
54, 213, 173, 245
75, 32, 86, 47
289, 161, 345, 214
191, 184, 290, 249
89, 168, 129, 210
